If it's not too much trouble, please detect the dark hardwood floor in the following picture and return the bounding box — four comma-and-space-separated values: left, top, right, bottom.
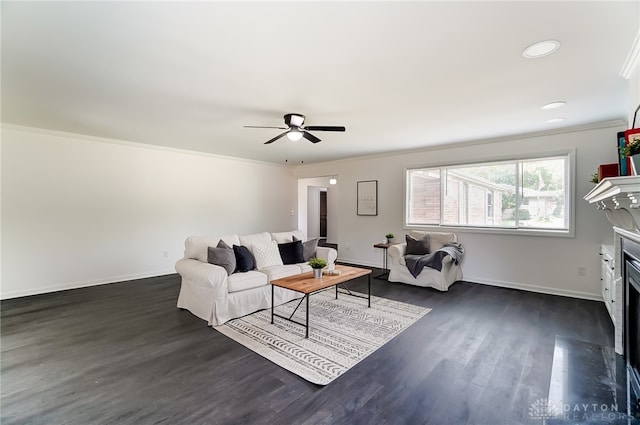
1, 268, 616, 424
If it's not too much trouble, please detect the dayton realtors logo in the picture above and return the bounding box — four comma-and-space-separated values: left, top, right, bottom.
529, 399, 559, 424
528, 398, 625, 423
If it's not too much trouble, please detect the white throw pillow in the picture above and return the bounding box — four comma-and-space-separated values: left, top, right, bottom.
252, 240, 284, 269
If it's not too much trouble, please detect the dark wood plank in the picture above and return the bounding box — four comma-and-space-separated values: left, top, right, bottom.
1, 268, 617, 425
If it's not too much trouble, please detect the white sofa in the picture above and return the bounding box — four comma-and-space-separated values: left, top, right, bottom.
387, 231, 463, 291
175, 230, 337, 326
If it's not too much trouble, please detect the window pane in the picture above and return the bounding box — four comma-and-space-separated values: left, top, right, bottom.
442, 163, 516, 227
404, 153, 571, 234
519, 157, 567, 229
407, 169, 440, 225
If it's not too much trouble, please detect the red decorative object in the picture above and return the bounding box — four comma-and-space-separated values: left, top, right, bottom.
625, 128, 640, 150
598, 163, 619, 181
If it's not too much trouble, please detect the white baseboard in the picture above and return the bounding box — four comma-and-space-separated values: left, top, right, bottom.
337, 256, 380, 269
336, 256, 603, 302
450, 275, 603, 302
0, 269, 177, 300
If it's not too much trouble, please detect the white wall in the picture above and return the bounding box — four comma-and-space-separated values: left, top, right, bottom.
306, 186, 322, 239
1, 125, 297, 299
294, 122, 624, 300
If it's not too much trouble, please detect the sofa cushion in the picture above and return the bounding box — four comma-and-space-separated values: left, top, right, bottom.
233, 245, 255, 272
239, 232, 271, 252
227, 270, 268, 293
296, 262, 312, 273
260, 264, 305, 281
184, 234, 240, 262
410, 231, 457, 252
252, 240, 284, 269
406, 234, 430, 255
271, 230, 305, 244
207, 246, 236, 275
278, 240, 305, 265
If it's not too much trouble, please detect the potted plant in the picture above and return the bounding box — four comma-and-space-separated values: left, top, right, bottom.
622, 136, 640, 175
385, 233, 395, 244
308, 257, 327, 278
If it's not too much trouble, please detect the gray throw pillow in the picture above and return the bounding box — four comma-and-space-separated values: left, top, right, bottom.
301, 237, 319, 261
405, 234, 430, 255
207, 246, 236, 275
217, 239, 231, 249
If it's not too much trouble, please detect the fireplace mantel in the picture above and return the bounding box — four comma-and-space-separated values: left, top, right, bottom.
584, 176, 640, 355
584, 176, 640, 232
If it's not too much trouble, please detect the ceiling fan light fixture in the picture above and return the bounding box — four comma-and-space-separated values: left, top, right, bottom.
287, 130, 303, 141
289, 114, 305, 127
522, 40, 560, 59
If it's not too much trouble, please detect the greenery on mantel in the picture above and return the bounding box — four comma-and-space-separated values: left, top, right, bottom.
621, 135, 640, 157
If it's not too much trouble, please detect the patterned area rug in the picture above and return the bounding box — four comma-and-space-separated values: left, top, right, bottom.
214, 290, 430, 385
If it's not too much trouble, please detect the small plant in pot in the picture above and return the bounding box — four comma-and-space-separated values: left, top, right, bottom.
385, 233, 395, 244
308, 257, 327, 278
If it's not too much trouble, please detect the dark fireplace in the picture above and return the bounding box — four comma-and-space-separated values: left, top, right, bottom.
622, 238, 640, 418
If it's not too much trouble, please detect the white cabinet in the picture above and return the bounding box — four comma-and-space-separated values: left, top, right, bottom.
600, 244, 616, 324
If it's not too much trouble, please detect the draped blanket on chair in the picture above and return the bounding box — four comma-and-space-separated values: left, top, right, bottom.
404, 242, 464, 278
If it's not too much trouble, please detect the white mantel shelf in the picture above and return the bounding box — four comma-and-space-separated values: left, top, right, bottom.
584, 176, 640, 232
585, 175, 640, 355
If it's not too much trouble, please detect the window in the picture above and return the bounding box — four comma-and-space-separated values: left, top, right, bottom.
406, 154, 571, 233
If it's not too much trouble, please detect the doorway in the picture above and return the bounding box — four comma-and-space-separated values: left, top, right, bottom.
297, 176, 338, 246
320, 190, 327, 238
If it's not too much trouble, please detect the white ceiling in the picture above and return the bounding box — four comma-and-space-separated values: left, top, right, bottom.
2, 1, 639, 165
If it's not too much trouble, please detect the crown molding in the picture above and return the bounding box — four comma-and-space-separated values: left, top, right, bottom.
0, 123, 290, 169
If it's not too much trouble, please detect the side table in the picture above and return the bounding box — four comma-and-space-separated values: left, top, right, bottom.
373, 242, 397, 280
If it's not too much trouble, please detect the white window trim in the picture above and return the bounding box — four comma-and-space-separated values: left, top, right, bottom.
403, 149, 576, 238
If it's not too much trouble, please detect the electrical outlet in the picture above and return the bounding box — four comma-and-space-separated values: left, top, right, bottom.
163, 250, 169, 258
577, 266, 586, 276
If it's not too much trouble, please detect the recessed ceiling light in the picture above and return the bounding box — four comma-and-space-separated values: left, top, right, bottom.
547, 117, 566, 123
522, 40, 560, 59
542, 101, 566, 110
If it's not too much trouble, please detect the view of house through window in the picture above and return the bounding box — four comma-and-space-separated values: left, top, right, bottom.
406, 155, 569, 232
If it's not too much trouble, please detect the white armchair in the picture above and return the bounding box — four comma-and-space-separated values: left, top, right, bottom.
387, 231, 463, 291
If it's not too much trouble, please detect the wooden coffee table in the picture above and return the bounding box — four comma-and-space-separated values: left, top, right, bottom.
270, 264, 372, 338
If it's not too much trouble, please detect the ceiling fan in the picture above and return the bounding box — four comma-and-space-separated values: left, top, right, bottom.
244, 113, 346, 144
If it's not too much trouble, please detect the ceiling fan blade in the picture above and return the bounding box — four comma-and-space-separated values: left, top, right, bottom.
264, 131, 289, 144
244, 125, 288, 129
302, 131, 321, 144
303, 126, 346, 132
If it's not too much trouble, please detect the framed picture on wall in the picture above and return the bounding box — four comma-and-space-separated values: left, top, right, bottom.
357, 180, 378, 216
